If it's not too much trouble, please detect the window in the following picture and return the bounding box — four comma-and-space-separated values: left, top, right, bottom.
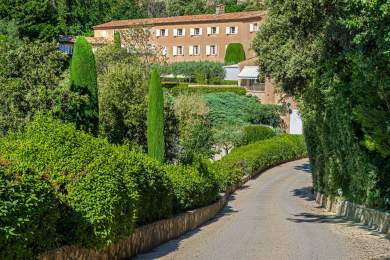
177, 46, 184, 56
177, 28, 183, 36
206, 45, 217, 56
193, 45, 200, 56
194, 28, 200, 35
207, 26, 219, 35
226, 26, 238, 35
210, 45, 217, 55
174, 28, 185, 37
162, 29, 167, 36
250, 23, 259, 32
161, 47, 167, 56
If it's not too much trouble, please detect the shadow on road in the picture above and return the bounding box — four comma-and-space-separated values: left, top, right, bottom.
135, 193, 239, 260
294, 163, 312, 173
291, 186, 315, 201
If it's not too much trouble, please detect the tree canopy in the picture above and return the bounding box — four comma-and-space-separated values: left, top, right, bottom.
253, 0, 390, 208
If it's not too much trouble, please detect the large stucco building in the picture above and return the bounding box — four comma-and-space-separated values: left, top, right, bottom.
93, 6, 265, 62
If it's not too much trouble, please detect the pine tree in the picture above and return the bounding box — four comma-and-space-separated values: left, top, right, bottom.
147, 69, 165, 162
70, 36, 99, 135
224, 43, 246, 64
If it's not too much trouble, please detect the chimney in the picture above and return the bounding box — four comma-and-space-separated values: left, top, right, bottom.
216, 4, 225, 15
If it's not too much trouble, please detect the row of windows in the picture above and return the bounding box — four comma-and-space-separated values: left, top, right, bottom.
163, 44, 222, 56
155, 23, 259, 37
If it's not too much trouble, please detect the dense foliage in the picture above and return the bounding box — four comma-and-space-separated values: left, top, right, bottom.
242, 125, 276, 145
254, 0, 390, 207
147, 69, 165, 162
0, 41, 85, 136
0, 0, 144, 41
173, 94, 214, 162
167, 85, 246, 96
213, 135, 307, 192
204, 92, 285, 127
224, 43, 246, 64
70, 37, 99, 135
162, 61, 225, 84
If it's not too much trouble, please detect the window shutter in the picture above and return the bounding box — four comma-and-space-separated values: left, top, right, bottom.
206, 45, 210, 56
225, 27, 230, 34
207, 27, 211, 35
216, 26, 220, 34
189, 45, 193, 56
199, 28, 203, 35
249, 24, 254, 32
190, 28, 194, 36
182, 28, 186, 36
156, 29, 161, 37
173, 29, 177, 37
215, 45, 218, 55
235, 26, 238, 34
166, 29, 169, 36
173, 46, 177, 56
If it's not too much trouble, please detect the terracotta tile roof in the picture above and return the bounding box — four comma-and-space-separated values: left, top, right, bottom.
94, 11, 265, 30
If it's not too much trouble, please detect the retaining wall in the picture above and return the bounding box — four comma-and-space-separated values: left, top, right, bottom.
315, 192, 390, 234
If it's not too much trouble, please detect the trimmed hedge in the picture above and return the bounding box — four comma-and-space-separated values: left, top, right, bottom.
213, 135, 307, 191
0, 115, 173, 256
242, 125, 276, 145
167, 85, 246, 96
224, 43, 246, 64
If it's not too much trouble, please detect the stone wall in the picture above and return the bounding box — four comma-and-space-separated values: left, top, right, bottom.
315, 192, 389, 234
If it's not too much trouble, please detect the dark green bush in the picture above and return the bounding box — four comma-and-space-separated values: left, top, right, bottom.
167, 85, 246, 96
224, 43, 246, 64
0, 115, 173, 251
223, 80, 239, 85
214, 135, 307, 191
165, 157, 219, 211
161, 61, 225, 83
242, 125, 276, 145
162, 81, 179, 88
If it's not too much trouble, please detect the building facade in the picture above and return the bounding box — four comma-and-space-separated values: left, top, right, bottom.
93, 9, 265, 63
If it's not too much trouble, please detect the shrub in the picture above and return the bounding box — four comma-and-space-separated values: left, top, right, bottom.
224, 43, 246, 64
0, 115, 174, 250
165, 157, 219, 211
114, 31, 121, 49
161, 61, 225, 83
167, 85, 246, 96
147, 69, 165, 162
0, 167, 63, 259
204, 92, 286, 127
70, 36, 99, 135
242, 125, 276, 145
214, 135, 307, 191
162, 81, 179, 88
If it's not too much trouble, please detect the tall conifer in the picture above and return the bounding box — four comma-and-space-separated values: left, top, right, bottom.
70, 36, 99, 134
147, 69, 165, 162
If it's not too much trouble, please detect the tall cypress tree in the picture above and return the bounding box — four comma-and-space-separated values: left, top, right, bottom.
114, 31, 121, 49
70, 36, 99, 135
147, 69, 165, 162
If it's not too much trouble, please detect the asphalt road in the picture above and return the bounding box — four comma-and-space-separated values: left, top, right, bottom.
136, 159, 390, 260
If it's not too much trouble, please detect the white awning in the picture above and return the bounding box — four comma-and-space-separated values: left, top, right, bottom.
238, 66, 259, 79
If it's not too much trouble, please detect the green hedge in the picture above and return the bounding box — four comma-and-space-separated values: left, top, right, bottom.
167, 85, 246, 96
165, 158, 219, 212
213, 135, 307, 191
0, 115, 174, 256
224, 43, 246, 64
242, 125, 276, 145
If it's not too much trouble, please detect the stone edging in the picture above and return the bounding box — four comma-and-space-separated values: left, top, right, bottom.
314, 192, 390, 234
40, 158, 303, 260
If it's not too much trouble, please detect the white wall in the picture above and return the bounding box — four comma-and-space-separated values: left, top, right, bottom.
289, 109, 303, 135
